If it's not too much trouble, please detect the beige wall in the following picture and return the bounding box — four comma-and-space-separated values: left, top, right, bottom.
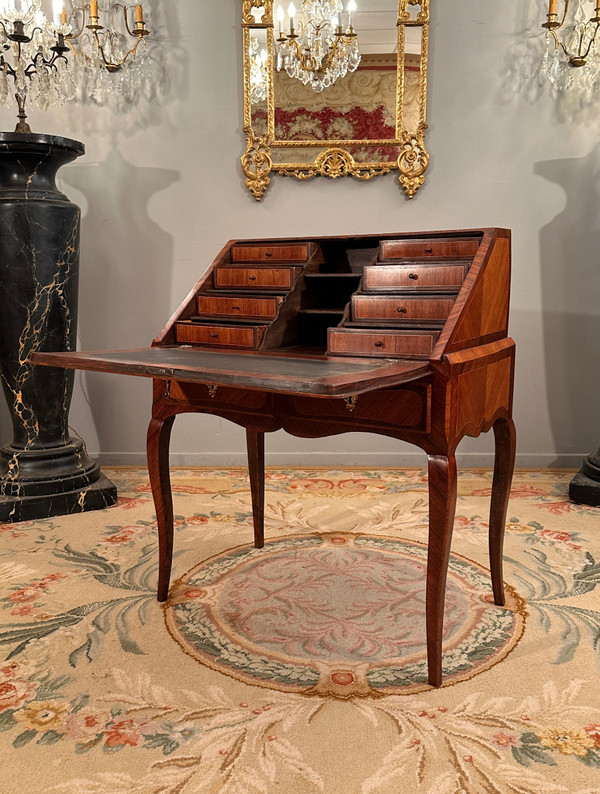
1, 0, 598, 468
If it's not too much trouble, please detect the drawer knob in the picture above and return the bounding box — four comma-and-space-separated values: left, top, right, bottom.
374, 341, 383, 348
409, 273, 419, 280
397, 307, 407, 314
264, 251, 272, 257
248, 275, 256, 280
210, 333, 219, 339
231, 305, 240, 310
425, 246, 433, 253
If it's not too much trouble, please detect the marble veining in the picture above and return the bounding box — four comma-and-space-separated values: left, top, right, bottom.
0, 132, 116, 522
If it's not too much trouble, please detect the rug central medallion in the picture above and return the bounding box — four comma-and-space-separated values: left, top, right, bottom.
164, 533, 526, 697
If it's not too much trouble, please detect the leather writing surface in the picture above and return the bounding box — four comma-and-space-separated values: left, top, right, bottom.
31, 347, 429, 397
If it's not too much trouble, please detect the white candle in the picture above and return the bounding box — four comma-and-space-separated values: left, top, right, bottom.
347, 0, 356, 27
288, 2, 296, 32
52, 0, 63, 25
276, 5, 284, 33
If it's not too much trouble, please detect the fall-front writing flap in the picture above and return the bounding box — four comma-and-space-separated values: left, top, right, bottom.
31, 347, 430, 398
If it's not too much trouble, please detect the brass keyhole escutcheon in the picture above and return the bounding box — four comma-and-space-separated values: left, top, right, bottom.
208, 384, 218, 398
397, 307, 407, 314
344, 396, 358, 412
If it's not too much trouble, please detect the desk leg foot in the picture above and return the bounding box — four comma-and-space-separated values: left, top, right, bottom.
147, 414, 175, 602
426, 453, 457, 688
489, 417, 516, 607
247, 430, 265, 548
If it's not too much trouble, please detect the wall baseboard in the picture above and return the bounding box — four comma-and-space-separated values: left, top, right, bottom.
93, 452, 582, 469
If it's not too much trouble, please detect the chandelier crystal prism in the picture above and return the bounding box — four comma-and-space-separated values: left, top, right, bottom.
249, 35, 268, 104
541, 0, 600, 91
276, 0, 361, 93
0, 0, 151, 131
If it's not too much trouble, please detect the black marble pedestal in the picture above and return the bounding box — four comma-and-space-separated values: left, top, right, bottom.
569, 449, 600, 506
0, 132, 117, 522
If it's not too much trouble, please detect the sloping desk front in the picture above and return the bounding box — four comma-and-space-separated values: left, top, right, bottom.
32, 228, 516, 688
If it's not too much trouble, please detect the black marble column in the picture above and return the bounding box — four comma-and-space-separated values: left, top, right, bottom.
0, 132, 117, 522
569, 450, 600, 506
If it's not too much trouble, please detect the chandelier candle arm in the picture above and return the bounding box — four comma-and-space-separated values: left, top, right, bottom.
541, 0, 600, 83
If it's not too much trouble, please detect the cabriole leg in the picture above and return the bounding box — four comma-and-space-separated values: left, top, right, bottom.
426, 453, 458, 687
246, 429, 265, 548
147, 413, 175, 602
489, 416, 516, 606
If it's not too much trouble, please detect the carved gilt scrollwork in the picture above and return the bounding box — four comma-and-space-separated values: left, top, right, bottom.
277, 148, 394, 182
242, 126, 273, 201
398, 123, 429, 198
242, 0, 273, 26
399, 0, 429, 24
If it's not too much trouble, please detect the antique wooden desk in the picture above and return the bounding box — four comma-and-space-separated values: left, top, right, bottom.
33, 227, 516, 687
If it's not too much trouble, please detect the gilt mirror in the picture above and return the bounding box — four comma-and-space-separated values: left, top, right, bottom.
241, 0, 429, 201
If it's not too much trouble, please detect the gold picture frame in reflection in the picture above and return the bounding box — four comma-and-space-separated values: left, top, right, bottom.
241, 0, 430, 201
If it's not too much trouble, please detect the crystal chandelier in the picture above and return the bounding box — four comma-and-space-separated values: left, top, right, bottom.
0, 0, 73, 131
249, 35, 268, 104
276, 0, 361, 93
541, 0, 600, 91
0, 0, 150, 132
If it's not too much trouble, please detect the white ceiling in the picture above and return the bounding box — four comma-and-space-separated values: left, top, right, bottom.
352, 2, 422, 55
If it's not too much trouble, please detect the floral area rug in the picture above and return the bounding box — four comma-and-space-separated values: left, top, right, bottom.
0, 467, 599, 794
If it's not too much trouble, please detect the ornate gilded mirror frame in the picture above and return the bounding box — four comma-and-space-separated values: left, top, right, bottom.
241, 0, 429, 201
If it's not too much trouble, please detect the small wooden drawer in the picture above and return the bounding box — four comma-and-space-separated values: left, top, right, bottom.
175, 322, 267, 349
169, 382, 275, 413
231, 244, 308, 263
363, 263, 467, 291
328, 328, 440, 358
214, 267, 299, 290
291, 385, 430, 431
352, 295, 454, 322
196, 295, 282, 319
379, 238, 479, 260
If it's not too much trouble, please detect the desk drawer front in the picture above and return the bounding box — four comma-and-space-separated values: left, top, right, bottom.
231, 244, 308, 263
328, 328, 440, 357
175, 322, 267, 349
215, 267, 298, 290
380, 238, 479, 260
170, 382, 274, 412
291, 386, 430, 430
196, 295, 282, 319
352, 296, 454, 322
363, 264, 466, 291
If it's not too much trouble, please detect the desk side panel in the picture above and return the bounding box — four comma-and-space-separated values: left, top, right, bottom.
431, 229, 511, 359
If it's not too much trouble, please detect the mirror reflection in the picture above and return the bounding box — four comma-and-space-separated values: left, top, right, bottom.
242, 0, 430, 200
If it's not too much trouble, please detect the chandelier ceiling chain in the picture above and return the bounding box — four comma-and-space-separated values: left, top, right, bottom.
275, 0, 361, 93
0, 0, 151, 132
